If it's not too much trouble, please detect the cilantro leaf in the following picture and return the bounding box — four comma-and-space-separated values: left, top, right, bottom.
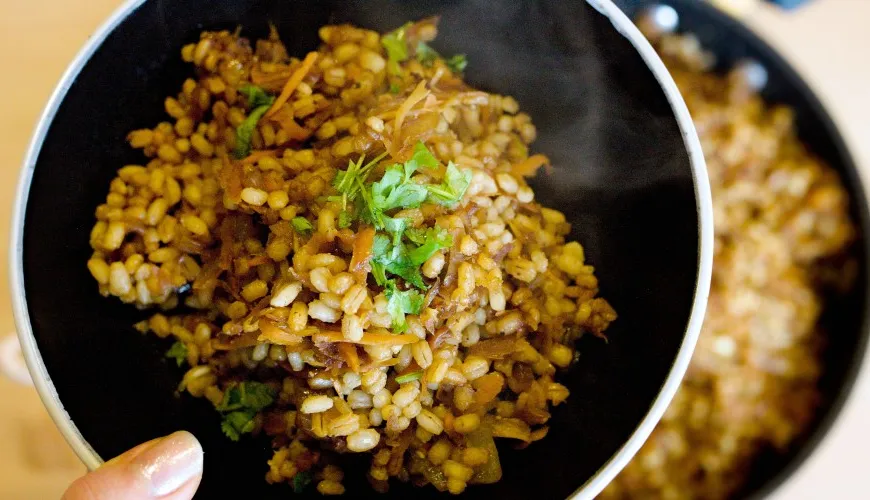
371, 260, 388, 286
427, 162, 472, 206
233, 104, 272, 159
239, 84, 274, 108
292, 471, 314, 493
216, 382, 275, 441
338, 210, 353, 229
446, 54, 468, 74
407, 141, 439, 171
291, 217, 313, 235
366, 142, 437, 225
371, 164, 428, 212
233, 86, 276, 159
371, 234, 426, 290
217, 382, 276, 413
333, 152, 388, 222
381, 23, 411, 76
382, 216, 409, 245
395, 370, 424, 383
220, 410, 257, 441
385, 280, 425, 333
406, 226, 453, 265
165, 341, 188, 367
416, 41, 439, 67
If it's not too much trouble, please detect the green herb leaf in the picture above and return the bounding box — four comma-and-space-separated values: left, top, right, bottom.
371, 234, 426, 290
220, 410, 257, 441
292, 471, 314, 493
233, 86, 276, 159
381, 23, 411, 76
407, 141, 439, 172
385, 280, 425, 333
233, 104, 272, 159
416, 41, 439, 67
426, 162, 472, 206
395, 370, 424, 383
371, 164, 429, 212
333, 152, 388, 218
217, 381, 276, 413
216, 382, 275, 441
291, 217, 314, 235
338, 210, 353, 229
239, 84, 274, 108
165, 341, 188, 367
389, 82, 402, 94
382, 216, 409, 245
446, 54, 468, 74
406, 226, 453, 265
371, 260, 388, 286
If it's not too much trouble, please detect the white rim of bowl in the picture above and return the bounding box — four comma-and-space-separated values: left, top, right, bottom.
9, 0, 713, 495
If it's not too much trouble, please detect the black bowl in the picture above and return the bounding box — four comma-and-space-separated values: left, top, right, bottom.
11, 1, 713, 499
613, 0, 870, 498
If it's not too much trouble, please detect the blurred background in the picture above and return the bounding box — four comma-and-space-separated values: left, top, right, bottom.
0, 0, 867, 498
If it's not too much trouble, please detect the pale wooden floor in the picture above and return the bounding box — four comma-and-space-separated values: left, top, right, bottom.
0, 0, 867, 498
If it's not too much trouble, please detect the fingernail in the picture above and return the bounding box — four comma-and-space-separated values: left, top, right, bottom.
130, 431, 203, 497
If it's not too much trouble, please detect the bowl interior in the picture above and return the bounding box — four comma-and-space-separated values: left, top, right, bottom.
19, 1, 703, 498
614, 0, 870, 497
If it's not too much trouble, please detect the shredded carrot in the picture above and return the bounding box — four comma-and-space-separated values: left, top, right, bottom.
258, 318, 303, 345
393, 80, 430, 151
212, 330, 260, 351
268, 106, 311, 140
219, 155, 245, 202
471, 372, 505, 409
241, 149, 279, 164
511, 154, 550, 178
265, 52, 319, 119
312, 330, 419, 346
350, 226, 375, 279
338, 342, 360, 372
245, 255, 272, 267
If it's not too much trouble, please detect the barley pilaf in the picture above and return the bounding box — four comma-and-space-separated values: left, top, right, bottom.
85, 18, 616, 495
601, 30, 854, 500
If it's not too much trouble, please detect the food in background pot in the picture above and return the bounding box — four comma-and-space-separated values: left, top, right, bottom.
601, 29, 853, 500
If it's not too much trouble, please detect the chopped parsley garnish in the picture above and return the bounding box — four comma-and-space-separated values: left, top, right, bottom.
233, 85, 275, 159
381, 23, 411, 76
216, 382, 276, 441
384, 280, 425, 333
165, 341, 187, 367
292, 471, 314, 493
395, 370, 424, 384
291, 216, 314, 235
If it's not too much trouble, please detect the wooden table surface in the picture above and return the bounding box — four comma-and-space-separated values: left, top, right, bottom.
0, 0, 867, 497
